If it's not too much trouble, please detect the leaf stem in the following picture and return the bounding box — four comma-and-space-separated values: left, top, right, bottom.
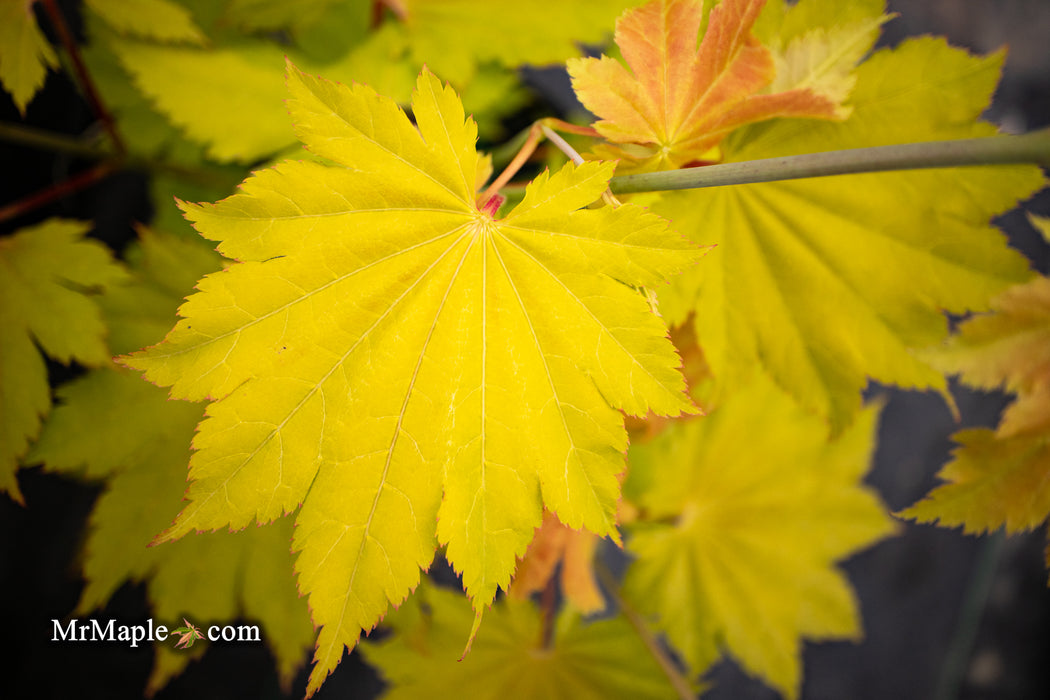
539, 573, 557, 650
608, 129, 1050, 194
478, 119, 602, 209
40, 0, 125, 156
0, 121, 112, 159
0, 162, 117, 223
478, 122, 544, 207
932, 530, 1005, 700
0, 121, 237, 191
541, 125, 583, 165
595, 561, 695, 700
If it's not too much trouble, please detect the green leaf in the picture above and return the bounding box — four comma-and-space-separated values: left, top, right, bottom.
623, 374, 895, 698
221, 0, 351, 35
361, 582, 685, 700
29, 229, 310, 694
397, 0, 643, 83
123, 62, 698, 695
106, 34, 296, 162
86, 0, 206, 44
655, 36, 1045, 432
0, 0, 59, 114
0, 219, 126, 502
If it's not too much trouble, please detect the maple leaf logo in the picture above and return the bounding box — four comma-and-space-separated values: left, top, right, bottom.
170, 618, 204, 649
123, 60, 701, 695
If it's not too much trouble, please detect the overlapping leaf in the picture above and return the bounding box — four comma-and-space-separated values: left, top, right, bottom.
86, 0, 206, 44
361, 582, 684, 700
102, 0, 595, 164
396, 0, 641, 84
0, 219, 126, 502
0, 0, 58, 114
651, 27, 1045, 432
568, 0, 847, 172
507, 510, 605, 614
623, 374, 895, 698
28, 229, 313, 693
124, 62, 698, 695
903, 248, 1050, 567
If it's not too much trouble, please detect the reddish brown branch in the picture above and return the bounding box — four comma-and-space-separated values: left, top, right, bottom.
39, 0, 125, 156
0, 162, 116, 223
540, 573, 557, 649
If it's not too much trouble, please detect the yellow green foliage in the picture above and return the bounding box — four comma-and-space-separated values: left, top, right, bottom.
624, 374, 895, 698
0, 219, 126, 502
904, 263, 1050, 576
361, 582, 686, 700
27, 229, 314, 694
652, 33, 1044, 432
124, 61, 699, 695
5, 0, 1048, 697
86, 0, 206, 44
0, 0, 58, 114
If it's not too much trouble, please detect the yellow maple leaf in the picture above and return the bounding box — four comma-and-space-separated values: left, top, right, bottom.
623, 374, 895, 698
123, 61, 700, 695
568, 0, 843, 172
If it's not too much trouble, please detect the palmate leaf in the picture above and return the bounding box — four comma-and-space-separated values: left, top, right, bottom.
124, 61, 699, 695
623, 374, 895, 698
361, 582, 684, 700
652, 30, 1045, 432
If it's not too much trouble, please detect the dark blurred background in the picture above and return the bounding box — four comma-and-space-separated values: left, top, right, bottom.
2, 1, 1048, 698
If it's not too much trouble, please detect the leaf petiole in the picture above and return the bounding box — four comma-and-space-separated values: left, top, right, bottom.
477, 118, 600, 210
595, 561, 695, 700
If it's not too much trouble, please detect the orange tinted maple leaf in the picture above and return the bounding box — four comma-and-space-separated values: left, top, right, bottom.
568, 0, 842, 171
904, 275, 1050, 547
508, 511, 604, 614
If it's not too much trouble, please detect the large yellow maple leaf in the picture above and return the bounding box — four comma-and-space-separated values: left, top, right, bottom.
568, 0, 843, 172
124, 61, 699, 694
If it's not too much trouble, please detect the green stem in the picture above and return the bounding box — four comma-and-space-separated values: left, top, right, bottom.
41, 0, 125, 155
933, 531, 1005, 700
0, 121, 235, 190
608, 129, 1050, 195
595, 561, 695, 700
0, 121, 113, 160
